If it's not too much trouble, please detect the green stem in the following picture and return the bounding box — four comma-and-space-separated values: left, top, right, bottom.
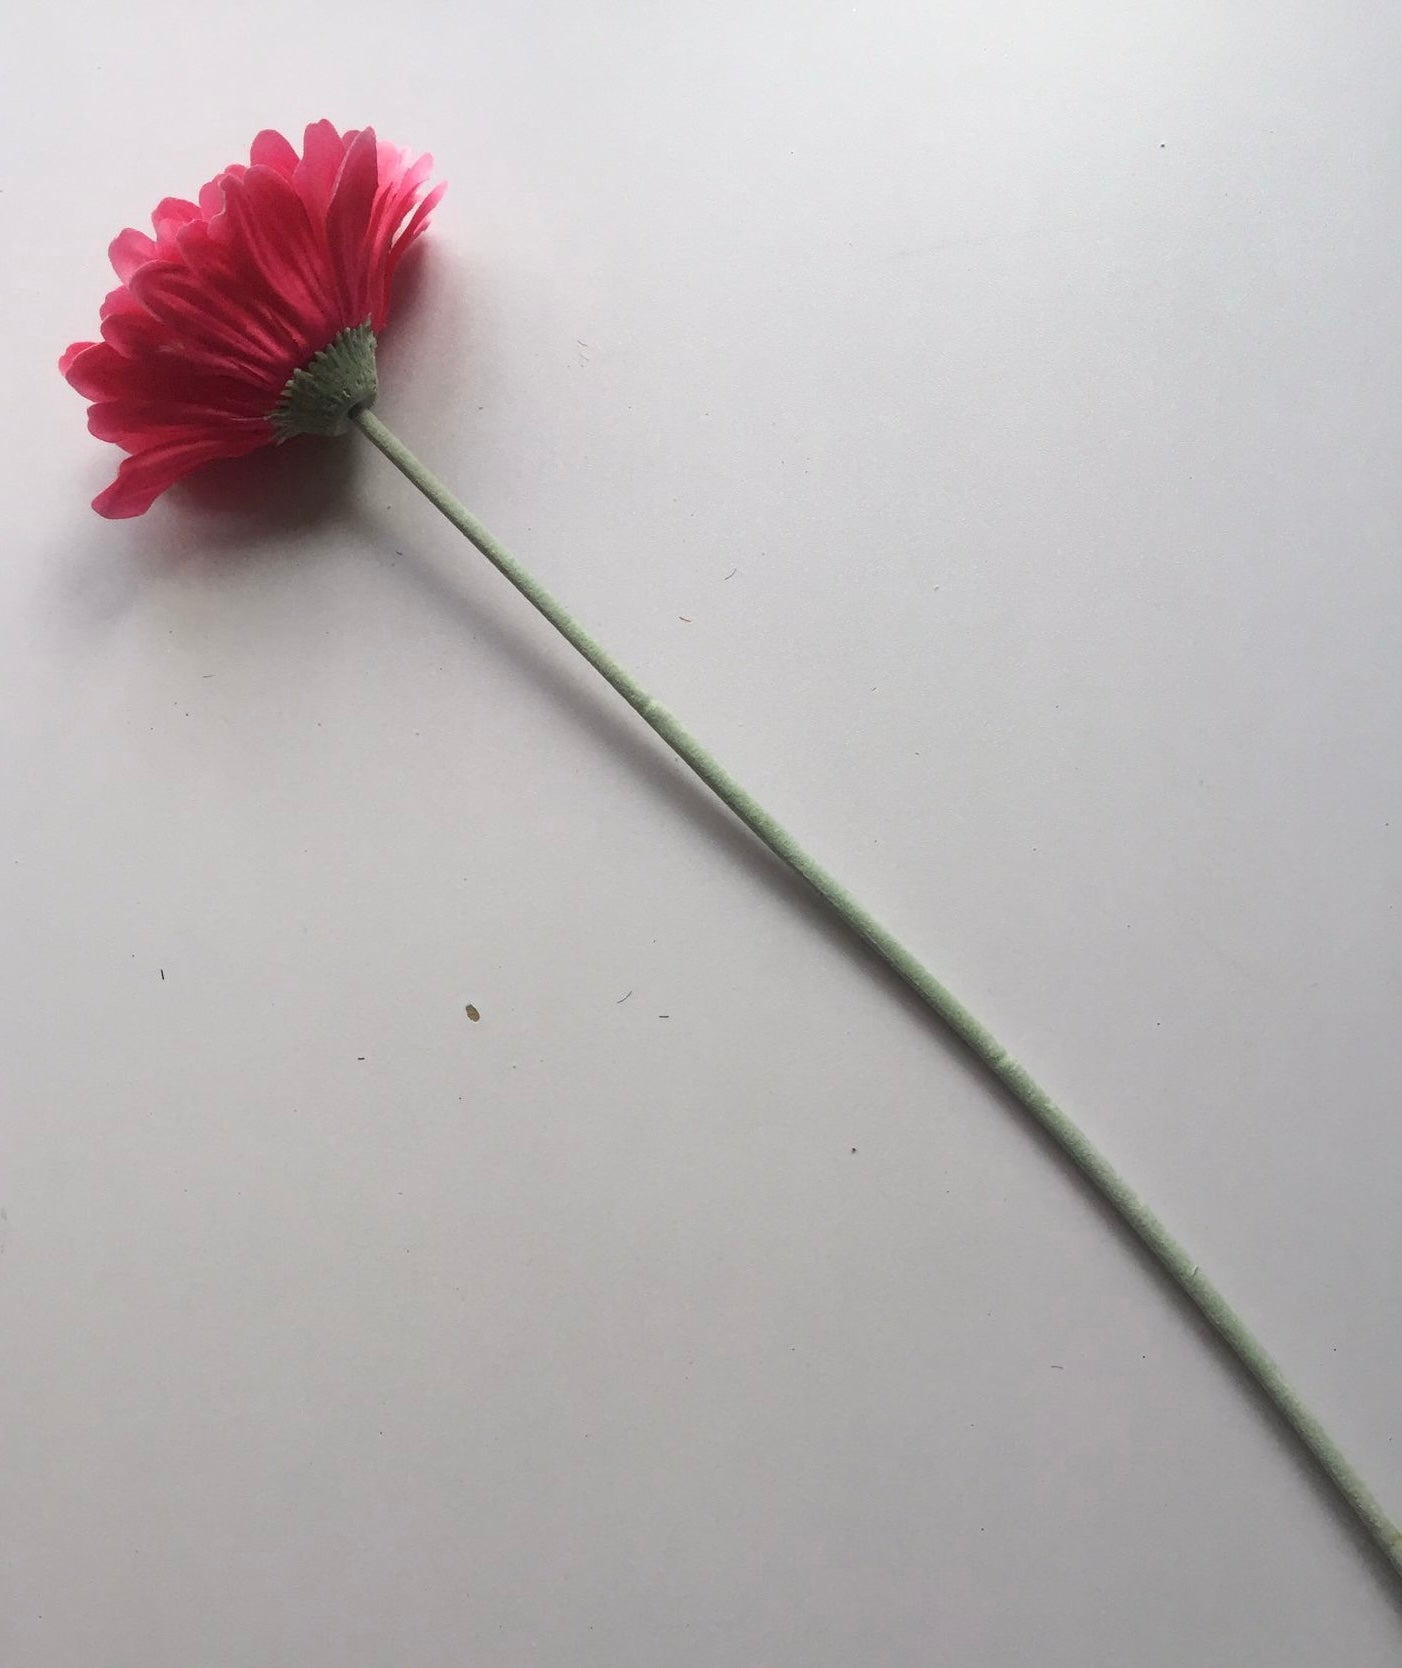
351, 403, 1402, 1584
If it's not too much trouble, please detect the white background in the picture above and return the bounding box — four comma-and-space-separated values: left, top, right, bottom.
3, 2, 1400, 1662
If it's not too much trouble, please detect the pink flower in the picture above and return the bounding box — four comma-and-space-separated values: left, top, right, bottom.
60, 121, 445, 518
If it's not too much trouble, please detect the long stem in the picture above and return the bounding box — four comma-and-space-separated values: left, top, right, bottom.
351, 403, 1402, 1583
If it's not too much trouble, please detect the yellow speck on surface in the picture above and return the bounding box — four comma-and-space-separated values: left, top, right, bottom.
465, 1004, 480, 1022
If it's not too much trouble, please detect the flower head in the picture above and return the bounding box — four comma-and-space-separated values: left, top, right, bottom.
60, 122, 445, 518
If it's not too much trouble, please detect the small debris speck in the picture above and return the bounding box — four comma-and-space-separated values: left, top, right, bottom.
850, 1147, 857, 1154
616, 990, 633, 1005
658, 1014, 670, 1019
1050, 1364, 1064, 1370
159, 969, 165, 981
723, 568, 737, 581
679, 616, 692, 623
465, 1004, 481, 1022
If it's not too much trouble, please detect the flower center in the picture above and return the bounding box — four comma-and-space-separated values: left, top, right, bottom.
270, 323, 379, 439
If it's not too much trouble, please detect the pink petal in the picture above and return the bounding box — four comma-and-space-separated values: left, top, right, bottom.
99, 284, 145, 322
61, 341, 137, 399
374, 137, 410, 183
294, 120, 348, 222
87, 399, 271, 449
66, 336, 271, 413
109, 228, 156, 284
130, 258, 295, 376
151, 196, 201, 247
249, 128, 299, 177
366, 152, 434, 261
219, 167, 341, 349
174, 219, 321, 376
392, 176, 445, 252
92, 433, 265, 519
381, 180, 447, 317
99, 307, 269, 391
59, 341, 99, 379
323, 127, 380, 321
197, 165, 248, 223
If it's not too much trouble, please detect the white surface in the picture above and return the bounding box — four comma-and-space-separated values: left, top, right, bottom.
2, 2, 1400, 1662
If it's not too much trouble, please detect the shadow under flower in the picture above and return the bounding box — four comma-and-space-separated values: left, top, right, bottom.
49, 435, 359, 648
175, 431, 358, 536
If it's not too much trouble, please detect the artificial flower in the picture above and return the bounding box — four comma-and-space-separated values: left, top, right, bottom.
59, 120, 444, 517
